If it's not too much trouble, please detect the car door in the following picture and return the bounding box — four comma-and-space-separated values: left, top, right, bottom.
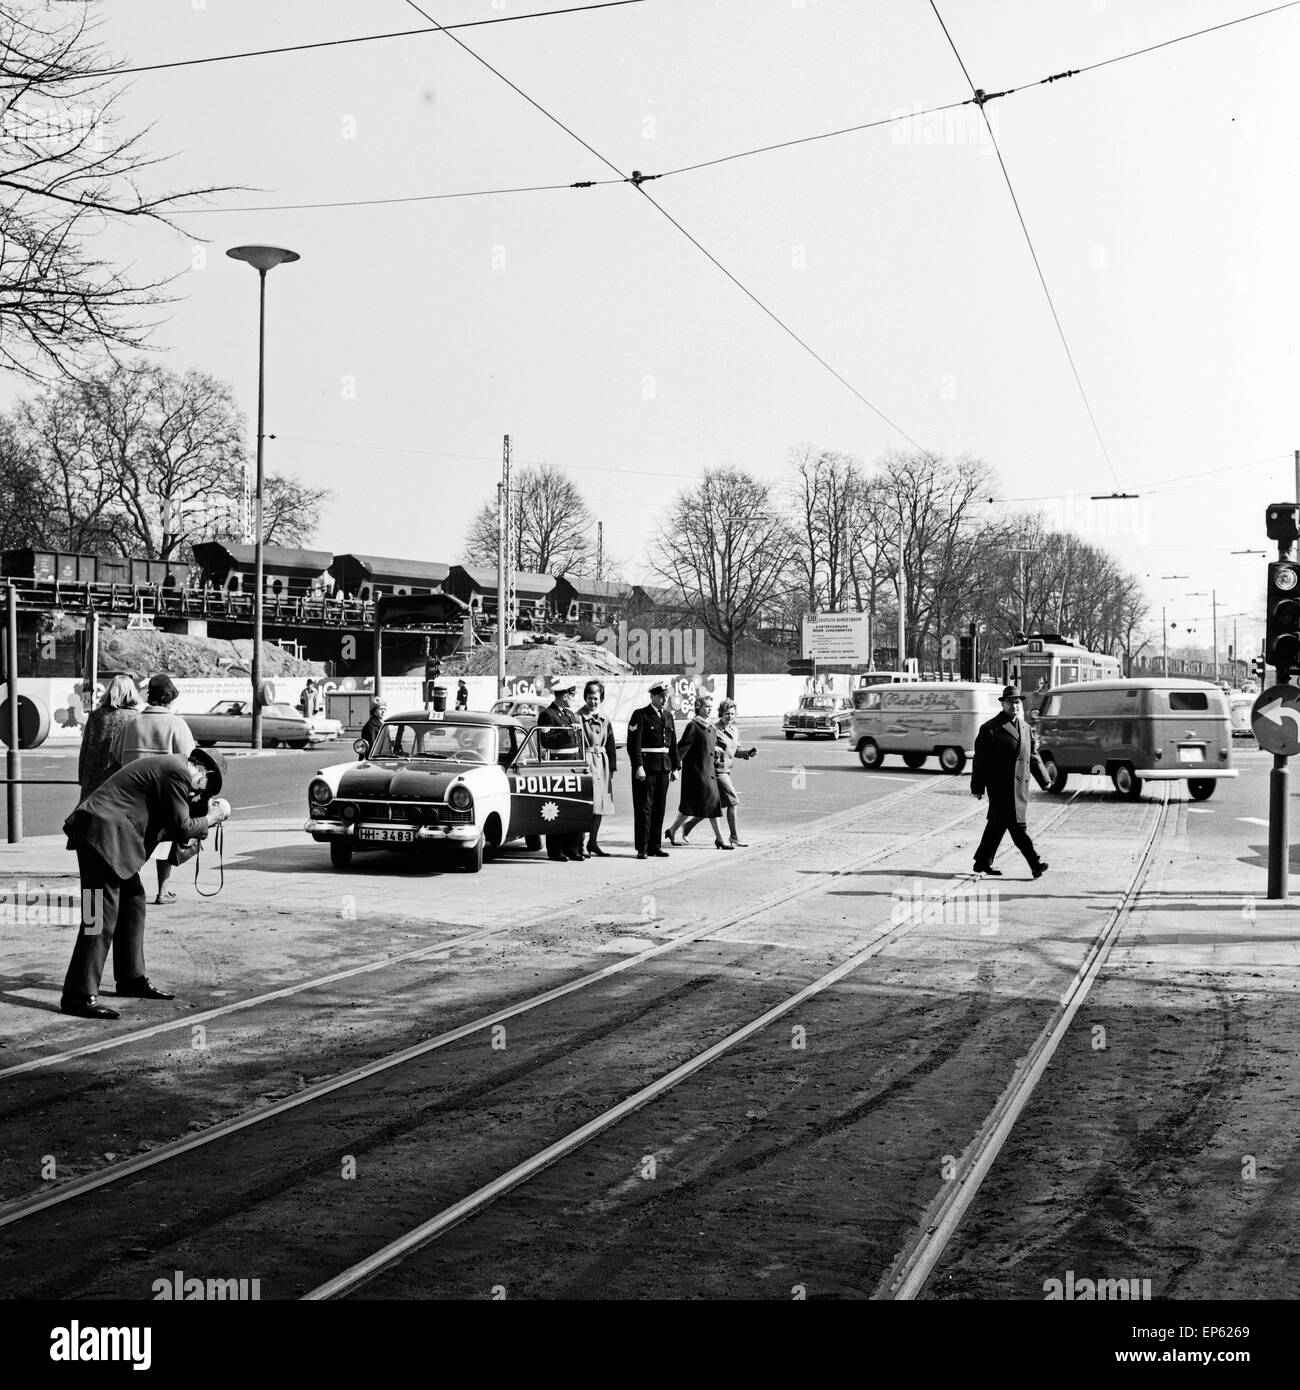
506, 724, 594, 840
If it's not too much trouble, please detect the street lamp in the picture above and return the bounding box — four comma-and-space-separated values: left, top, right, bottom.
226, 244, 300, 751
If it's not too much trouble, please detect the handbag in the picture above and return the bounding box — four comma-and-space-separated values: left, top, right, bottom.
168, 837, 200, 867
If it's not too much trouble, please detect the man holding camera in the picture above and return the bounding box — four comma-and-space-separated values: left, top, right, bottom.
59, 748, 232, 1020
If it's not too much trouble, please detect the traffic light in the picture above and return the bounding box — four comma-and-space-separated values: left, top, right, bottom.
1252, 653, 1267, 685
1266, 559, 1300, 675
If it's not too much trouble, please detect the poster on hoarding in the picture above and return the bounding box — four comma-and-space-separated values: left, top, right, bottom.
801, 612, 871, 664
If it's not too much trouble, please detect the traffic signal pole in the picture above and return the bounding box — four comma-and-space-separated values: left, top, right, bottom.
1264, 502, 1300, 898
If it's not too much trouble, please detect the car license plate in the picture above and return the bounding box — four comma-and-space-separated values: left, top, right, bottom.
358, 826, 414, 843
1177, 745, 1205, 763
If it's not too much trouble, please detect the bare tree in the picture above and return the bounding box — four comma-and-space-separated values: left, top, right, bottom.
461, 463, 594, 576
0, 2, 231, 379
785, 444, 861, 613
650, 466, 795, 697
3, 360, 329, 556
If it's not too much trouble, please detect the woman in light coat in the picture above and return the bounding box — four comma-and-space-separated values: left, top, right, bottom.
78, 676, 141, 800
578, 680, 617, 856
680, 697, 756, 846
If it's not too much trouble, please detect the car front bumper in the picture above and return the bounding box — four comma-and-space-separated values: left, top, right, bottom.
305, 819, 480, 843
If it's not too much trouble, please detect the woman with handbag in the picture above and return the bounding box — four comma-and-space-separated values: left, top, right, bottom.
578, 680, 616, 856
679, 698, 756, 847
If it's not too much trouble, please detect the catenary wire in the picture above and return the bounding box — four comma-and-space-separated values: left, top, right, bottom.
928, 0, 1124, 492
58, 1, 651, 79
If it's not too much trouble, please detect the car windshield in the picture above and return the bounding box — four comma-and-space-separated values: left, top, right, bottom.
803, 697, 835, 709
371, 721, 496, 763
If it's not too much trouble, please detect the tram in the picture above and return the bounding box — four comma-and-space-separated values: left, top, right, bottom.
999, 633, 1121, 702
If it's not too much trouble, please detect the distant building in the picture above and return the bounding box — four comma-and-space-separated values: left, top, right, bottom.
629, 583, 692, 618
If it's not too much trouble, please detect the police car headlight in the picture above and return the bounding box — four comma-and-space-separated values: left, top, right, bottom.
448, 784, 473, 812
309, 779, 332, 805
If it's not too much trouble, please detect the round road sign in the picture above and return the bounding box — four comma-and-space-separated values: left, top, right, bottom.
1251, 683, 1300, 756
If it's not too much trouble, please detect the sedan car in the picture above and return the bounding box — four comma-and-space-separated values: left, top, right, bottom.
305, 709, 594, 872
783, 693, 854, 739
184, 699, 343, 749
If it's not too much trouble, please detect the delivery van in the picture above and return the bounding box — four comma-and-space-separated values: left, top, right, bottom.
851, 681, 1004, 774
1034, 678, 1237, 800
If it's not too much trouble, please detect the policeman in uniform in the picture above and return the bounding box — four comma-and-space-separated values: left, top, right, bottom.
537, 677, 584, 861
627, 680, 680, 859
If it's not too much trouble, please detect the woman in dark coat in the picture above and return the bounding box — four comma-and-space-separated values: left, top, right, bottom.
359, 699, 388, 757
78, 675, 141, 800
666, 695, 729, 848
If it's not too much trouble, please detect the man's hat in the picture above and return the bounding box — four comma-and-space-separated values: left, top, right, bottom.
147, 673, 179, 703
1000, 684, 1024, 702
550, 676, 578, 694
190, 746, 227, 797
648, 680, 669, 694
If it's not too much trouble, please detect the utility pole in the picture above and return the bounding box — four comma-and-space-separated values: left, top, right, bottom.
1009, 547, 1041, 638
1162, 606, 1168, 678
497, 435, 511, 697
596, 521, 603, 581
896, 522, 906, 669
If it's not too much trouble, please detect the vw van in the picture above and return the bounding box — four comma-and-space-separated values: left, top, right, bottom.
1034, 678, 1237, 800
851, 681, 1004, 774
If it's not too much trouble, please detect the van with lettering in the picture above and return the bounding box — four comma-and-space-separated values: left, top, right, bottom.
1034, 678, 1237, 800
851, 681, 1003, 774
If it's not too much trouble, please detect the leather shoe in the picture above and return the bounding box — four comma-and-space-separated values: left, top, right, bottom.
1031, 861, 1049, 880
665, 829, 680, 846
588, 845, 609, 857
636, 851, 647, 859
565, 852, 585, 862
651, 850, 670, 857
60, 996, 121, 1020
973, 864, 1003, 876
115, 977, 175, 1000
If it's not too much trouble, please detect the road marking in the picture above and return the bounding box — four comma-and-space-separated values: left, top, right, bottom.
1186, 808, 1214, 814
765, 768, 826, 776
1238, 816, 1269, 826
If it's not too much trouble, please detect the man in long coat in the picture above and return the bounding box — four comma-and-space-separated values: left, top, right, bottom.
537, 677, 584, 861
627, 680, 680, 859
970, 684, 1050, 878
60, 749, 231, 1019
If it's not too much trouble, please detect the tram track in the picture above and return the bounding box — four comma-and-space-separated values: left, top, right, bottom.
0, 777, 985, 1238
0, 780, 1155, 1300
0, 775, 939, 1087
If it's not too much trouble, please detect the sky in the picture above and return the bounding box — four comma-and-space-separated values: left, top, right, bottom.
12, 0, 1300, 662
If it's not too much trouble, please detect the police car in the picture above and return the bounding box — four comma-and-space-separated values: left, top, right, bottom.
304, 709, 594, 873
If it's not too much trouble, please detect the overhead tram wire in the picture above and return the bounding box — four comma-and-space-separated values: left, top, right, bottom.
927, 0, 1124, 492
60, 1, 652, 79
396, 0, 925, 452
170, 2, 1300, 218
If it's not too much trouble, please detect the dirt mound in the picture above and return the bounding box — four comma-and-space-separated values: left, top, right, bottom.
434, 635, 634, 681
99, 629, 326, 679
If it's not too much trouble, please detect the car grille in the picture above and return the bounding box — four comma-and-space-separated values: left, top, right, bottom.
790, 715, 832, 728
340, 800, 472, 825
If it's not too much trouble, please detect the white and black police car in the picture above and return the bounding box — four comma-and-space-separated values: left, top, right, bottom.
305, 709, 594, 873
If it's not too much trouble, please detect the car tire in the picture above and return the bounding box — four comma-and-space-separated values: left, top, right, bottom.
1043, 755, 1067, 794
1112, 764, 1143, 800
264, 738, 279, 750
938, 746, 966, 775
785, 731, 796, 740
461, 836, 485, 873
902, 751, 927, 770
524, 834, 542, 851
483, 817, 502, 862
858, 739, 883, 770
291, 740, 308, 750
1188, 778, 1215, 801
329, 840, 353, 869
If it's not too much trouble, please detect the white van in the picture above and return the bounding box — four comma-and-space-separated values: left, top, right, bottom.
851, 681, 1004, 774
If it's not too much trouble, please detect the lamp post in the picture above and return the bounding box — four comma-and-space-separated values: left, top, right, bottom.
1159, 577, 1188, 678
1191, 590, 1217, 683
226, 244, 300, 750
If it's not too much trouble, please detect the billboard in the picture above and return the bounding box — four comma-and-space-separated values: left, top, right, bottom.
801, 612, 872, 664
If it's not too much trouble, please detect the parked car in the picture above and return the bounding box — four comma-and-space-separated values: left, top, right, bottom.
1035, 678, 1238, 800
490, 695, 550, 730
184, 699, 342, 749
304, 709, 595, 872
783, 693, 854, 740
851, 681, 1003, 773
